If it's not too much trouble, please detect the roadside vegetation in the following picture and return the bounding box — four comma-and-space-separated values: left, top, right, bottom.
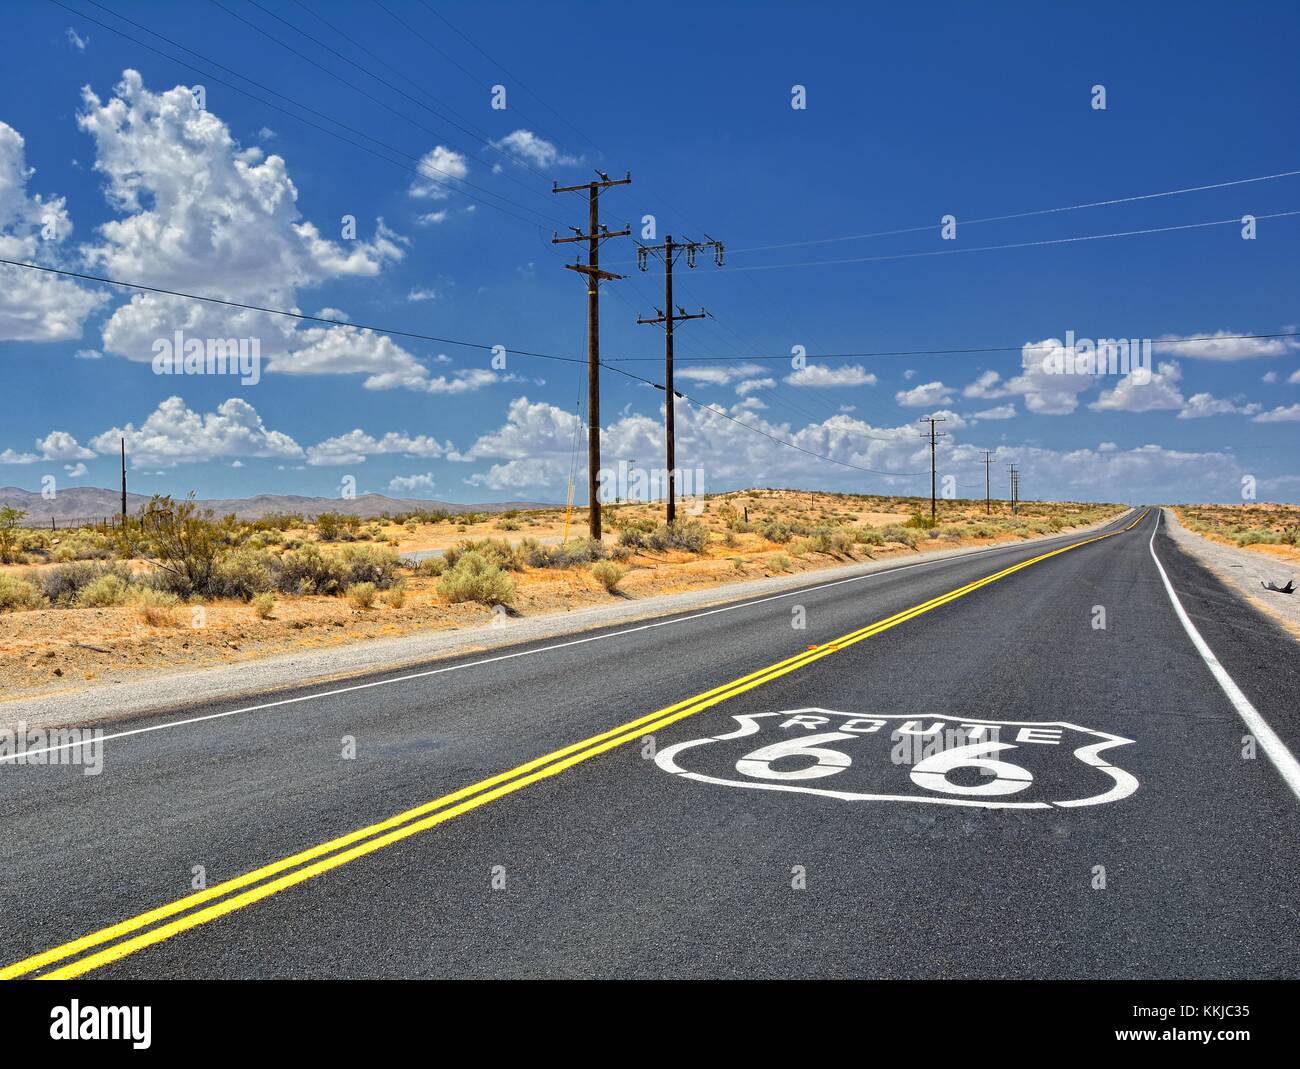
1174, 503, 1300, 554
0, 489, 1122, 698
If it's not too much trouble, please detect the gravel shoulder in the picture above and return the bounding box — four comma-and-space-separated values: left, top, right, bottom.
1161, 506, 1300, 640
0, 511, 1129, 732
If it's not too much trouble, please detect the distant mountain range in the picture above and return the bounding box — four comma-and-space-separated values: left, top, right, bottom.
0, 486, 557, 524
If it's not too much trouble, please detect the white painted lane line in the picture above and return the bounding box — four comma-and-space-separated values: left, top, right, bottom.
1149, 509, 1300, 803
2, 510, 1137, 763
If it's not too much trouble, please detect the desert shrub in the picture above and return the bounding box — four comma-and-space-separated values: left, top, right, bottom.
853, 526, 885, 546
610, 544, 632, 562
415, 555, 447, 577
251, 592, 276, 619
76, 574, 131, 607
127, 495, 228, 597
211, 548, 278, 600
135, 587, 179, 626
50, 530, 115, 561
647, 520, 710, 553
39, 561, 135, 606
591, 561, 626, 592
526, 537, 606, 568
339, 545, 401, 588
444, 538, 524, 571
275, 544, 348, 595
347, 582, 377, 609
495, 517, 521, 531
315, 512, 343, 541
879, 525, 918, 548
437, 552, 516, 606
0, 506, 26, 563
769, 553, 792, 572
0, 573, 44, 611
382, 585, 406, 609
830, 529, 855, 555
761, 521, 793, 544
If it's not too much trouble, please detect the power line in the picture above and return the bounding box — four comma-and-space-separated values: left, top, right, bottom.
722, 167, 1300, 255
208, 0, 557, 208
661, 210, 1300, 274
56, 0, 561, 230
604, 330, 1300, 363
414, 0, 601, 155
0, 256, 929, 482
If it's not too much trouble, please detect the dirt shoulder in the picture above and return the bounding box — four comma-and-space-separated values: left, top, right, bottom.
1162, 507, 1300, 641
0, 508, 1129, 732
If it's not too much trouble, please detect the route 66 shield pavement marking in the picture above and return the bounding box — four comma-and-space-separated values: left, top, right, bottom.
654, 709, 1138, 810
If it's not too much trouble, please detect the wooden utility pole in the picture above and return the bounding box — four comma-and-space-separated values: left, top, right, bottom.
917, 417, 947, 525
981, 450, 994, 514
636, 234, 724, 522
1007, 463, 1020, 515
120, 437, 127, 520
552, 171, 631, 540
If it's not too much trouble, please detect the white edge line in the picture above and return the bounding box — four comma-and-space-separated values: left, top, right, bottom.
1, 509, 1137, 763
1148, 508, 1300, 802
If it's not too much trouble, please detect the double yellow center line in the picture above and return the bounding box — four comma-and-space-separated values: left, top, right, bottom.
4, 509, 1146, 979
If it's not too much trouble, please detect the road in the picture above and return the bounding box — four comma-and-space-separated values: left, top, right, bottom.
2, 507, 1298, 979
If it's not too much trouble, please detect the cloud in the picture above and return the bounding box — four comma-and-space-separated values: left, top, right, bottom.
0, 430, 96, 464
74, 72, 455, 389
1001, 339, 1098, 415
895, 381, 954, 407
1154, 330, 1300, 361
409, 145, 468, 199
734, 377, 777, 396
456, 396, 933, 493
1177, 393, 1262, 419
0, 122, 107, 341
1290, 369, 1300, 385
971, 404, 1016, 420
65, 27, 88, 52
89, 396, 302, 467
786, 363, 878, 388
306, 429, 452, 466
1252, 404, 1300, 423
963, 370, 1010, 399
488, 130, 576, 169
416, 210, 449, 225
406, 288, 439, 302
675, 362, 768, 386
389, 472, 436, 494
64, 462, 88, 478
37, 430, 95, 461
1090, 361, 1184, 413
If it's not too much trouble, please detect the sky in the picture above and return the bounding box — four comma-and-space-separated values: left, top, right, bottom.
1, 0, 1298, 507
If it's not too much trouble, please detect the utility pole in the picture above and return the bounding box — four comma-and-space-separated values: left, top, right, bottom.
981, 450, 994, 515
1007, 464, 1019, 515
636, 234, 724, 522
552, 170, 632, 541
120, 437, 127, 521
918, 417, 947, 525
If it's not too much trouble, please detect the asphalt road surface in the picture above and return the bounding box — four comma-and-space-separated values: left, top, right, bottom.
3, 507, 1298, 979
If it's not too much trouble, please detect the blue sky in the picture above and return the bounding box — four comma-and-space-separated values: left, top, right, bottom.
1, 0, 1297, 506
